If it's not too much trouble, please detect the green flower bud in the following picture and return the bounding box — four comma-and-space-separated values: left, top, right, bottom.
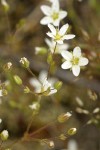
20, 57, 30, 68
54, 81, 62, 90
67, 128, 77, 136
3, 62, 12, 71
24, 86, 30, 93
1, 0, 10, 12
58, 112, 72, 123
0, 130, 9, 141
14, 75, 22, 85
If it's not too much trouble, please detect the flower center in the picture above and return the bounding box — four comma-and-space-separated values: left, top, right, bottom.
52, 12, 59, 20
55, 31, 61, 40
72, 57, 79, 65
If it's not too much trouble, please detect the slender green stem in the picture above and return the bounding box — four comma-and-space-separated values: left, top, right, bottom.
29, 120, 57, 137
47, 42, 57, 79
27, 68, 42, 85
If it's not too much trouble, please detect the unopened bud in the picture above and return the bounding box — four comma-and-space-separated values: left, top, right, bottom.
2, 89, 8, 96
3, 62, 12, 71
58, 112, 72, 123
24, 86, 30, 93
1, 0, 10, 12
14, 75, 22, 85
0, 130, 9, 141
59, 134, 66, 140
67, 128, 77, 136
20, 57, 29, 68
48, 140, 54, 149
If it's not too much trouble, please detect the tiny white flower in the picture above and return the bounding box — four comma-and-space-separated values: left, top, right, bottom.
47, 24, 75, 44
40, 0, 67, 26
29, 70, 57, 96
45, 38, 69, 54
0, 90, 3, 97
61, 46, 89, 76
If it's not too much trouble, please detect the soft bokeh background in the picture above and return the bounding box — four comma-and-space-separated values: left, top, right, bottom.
0, 0, 100, 150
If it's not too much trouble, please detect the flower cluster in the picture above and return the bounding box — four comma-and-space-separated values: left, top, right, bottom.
39, 0, 89, 76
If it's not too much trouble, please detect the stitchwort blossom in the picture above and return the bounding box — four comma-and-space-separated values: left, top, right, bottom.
40, 0, 67, 26
47, 24, 75, 44
29, 70, 57, 96
61, 46, 89, 76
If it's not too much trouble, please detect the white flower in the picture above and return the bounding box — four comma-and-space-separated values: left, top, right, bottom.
47, 24, 75, 44
61, 46, 89, 76
40, 0, 67, 26
29, 70, 57, 96
45, 38, 69, 54
0, 90, 3, 97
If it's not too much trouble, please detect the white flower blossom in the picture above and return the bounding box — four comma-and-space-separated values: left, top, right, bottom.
45, 38, 69, 54
61, 46, 89, 76
29, 70, 57, 96
40, 0, 67, 26
47, 24, 75, 44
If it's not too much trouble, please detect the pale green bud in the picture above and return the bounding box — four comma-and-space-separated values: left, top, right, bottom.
0, 130, 9, 141
24, 86, 30, 93
67, 128, 77, 135
3, 62, 12, 71
58, 112, 72, 123
20, 57, 30, 68
14, 75, 22, 85
1, 0, 10, 12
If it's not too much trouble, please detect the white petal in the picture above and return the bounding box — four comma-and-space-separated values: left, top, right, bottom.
63, 34, 75, 40
61, 51, 73, 60
45, 38, 52, 47
41, 5, 51, 15
61, 61, 72, 69
29, 78, 41, 89
79, 57, 89, 66
46, 32, 54, 38
39, 70, 48, 82
40, 17, 52, 25
59, 24, 69, 36
52, 0, 59, 12
59, 44, 69, 51
57, 40, 63, 44
48, 89, 57, 95
72, 65, 80, 76
48, 24, 56, 35
73, 46, 81, 57
53, 19, 60, 26
59, 11, 67, 19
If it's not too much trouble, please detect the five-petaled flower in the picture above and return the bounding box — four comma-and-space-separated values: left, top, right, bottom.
61, 47, 89, 76
40, 0, 67, 26
29, 70, 57, 96
47, 24, 75, 44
